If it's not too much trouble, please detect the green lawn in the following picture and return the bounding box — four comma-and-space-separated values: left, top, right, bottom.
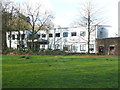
2, 55, 118, 88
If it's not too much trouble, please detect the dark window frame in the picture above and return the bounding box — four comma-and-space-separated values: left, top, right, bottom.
71, 32, 77, 36
42, 34, 46, 38
49, 33, 53, 37
55, 33, 60, 37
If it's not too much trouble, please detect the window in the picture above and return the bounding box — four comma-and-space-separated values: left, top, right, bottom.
109, 46, 115, 51
8, 35, 10, 39
17, 35, 20, 40
49, 34, 53, 37
80, 31, 85, 37
42, 45, 45, 49
63, 46, 68, 51
22, 45, 25, 48
63, 32, 68, 37
12, 34, 15, 40
37, 34, 40, 38
71, 32, 76, 36
71, 45, 77, 52
89, 44, 94, 51
55, 44, 60, 49
42, 34, 46, 38
55, 33, 60, 37
17, 45, 19, 49
80, 44, 86, 51
21, 34, 25, 40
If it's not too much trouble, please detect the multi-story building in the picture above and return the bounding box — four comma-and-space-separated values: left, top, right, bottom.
6, 25, 111, 53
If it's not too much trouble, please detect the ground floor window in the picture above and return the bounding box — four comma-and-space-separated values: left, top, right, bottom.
89, 44, 94, 51
55, 44, 60, 50
71, 45, 77, 52
99, 46, 104, 54
109, 46, 115, 51
42, 45, 45, 49
80, 44, 86, 51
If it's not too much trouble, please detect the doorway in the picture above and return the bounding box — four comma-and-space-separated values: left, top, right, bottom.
99, 46, 104, 54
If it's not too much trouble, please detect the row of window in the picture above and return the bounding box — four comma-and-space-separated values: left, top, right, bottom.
48, 44, 94, 51
8, 34, 25, 40
8, 31, 86, 40
8, 31, 85, 40
40, 31, 86, 38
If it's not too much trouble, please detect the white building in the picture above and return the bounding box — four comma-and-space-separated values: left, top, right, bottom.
6, 25, 111, 53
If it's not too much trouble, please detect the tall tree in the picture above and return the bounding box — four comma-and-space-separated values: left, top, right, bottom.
24, 1, 54, 51
77, 1, 105, 53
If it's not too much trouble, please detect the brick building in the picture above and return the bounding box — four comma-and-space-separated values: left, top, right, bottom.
96, 37, 120, 55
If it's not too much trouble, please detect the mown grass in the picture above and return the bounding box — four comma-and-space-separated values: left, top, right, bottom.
2, 55, 118, 88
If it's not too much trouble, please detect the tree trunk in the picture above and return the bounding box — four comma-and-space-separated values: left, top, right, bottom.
31, 30, 35, 51
2, 30, 7, 51
9, 31, 12, 49
87, 12, 90, 54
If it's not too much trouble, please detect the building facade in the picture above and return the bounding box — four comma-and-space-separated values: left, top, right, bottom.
96, 37, 120, 55
6, 25, 111, 53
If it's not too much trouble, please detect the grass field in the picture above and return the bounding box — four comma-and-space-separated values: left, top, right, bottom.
2, 55, 118, 88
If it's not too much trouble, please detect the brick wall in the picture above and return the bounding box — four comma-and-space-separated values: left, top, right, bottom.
96, 37, 120, 55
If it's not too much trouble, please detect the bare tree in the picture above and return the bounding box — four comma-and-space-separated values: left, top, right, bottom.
24, 1, 54, 51
77, 1, 106, 53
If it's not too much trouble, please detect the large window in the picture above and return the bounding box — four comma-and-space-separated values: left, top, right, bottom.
71, 32, 76, 36
80, 44, 86, 51
80, 31, 85, 37
49, 33, 53, 37
55, 33, 60, 37
63, 32, 68, 37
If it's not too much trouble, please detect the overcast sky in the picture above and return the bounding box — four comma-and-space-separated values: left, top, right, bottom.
13, 0, 119, 36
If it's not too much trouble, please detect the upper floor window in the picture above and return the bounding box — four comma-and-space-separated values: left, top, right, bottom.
55, 33, 60, 37
12, 34, 15, 40
63, 32, 68, 37
42, 34, 46, 38
80, 31, 85, 37
71, 32, 76, 36
49, 33, 53, 37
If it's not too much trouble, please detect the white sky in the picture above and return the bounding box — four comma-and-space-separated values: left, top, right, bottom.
12, 0, 119, 36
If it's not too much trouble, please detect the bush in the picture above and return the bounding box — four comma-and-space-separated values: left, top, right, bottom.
3, 48, 102, 56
